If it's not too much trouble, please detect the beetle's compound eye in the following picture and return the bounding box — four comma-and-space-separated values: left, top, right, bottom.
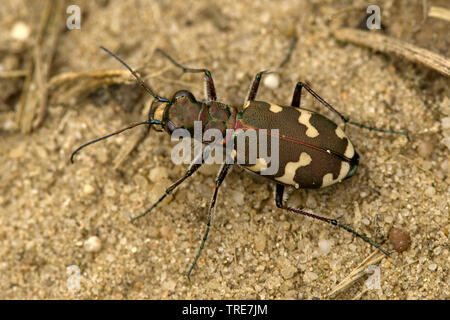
172, 90, 196, 102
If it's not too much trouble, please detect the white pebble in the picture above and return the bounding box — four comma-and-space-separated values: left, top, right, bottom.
441, 116, 450, 130
3, 120, 16, 131
263, 74, 280, 89
83, 184, 95, 195
318, 239, 332, 254
428, 263, 437, 272
11, 22, 30, 41
84, 236, 102, 253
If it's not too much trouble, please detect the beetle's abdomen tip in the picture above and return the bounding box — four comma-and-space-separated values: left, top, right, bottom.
345, 151, 359, 179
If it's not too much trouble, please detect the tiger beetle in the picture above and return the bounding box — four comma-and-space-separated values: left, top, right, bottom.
71, 46, 408, 279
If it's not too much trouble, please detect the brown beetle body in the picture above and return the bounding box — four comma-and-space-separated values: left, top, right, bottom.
236, 101, 359, 189
151, 95, 359, 190
71, 47, 402, 279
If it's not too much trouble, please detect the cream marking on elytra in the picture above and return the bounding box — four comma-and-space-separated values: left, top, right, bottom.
243, 101, 250, 110
298, 111, 319, 138
321, 161, 350, 187
335, 126, 346, 139
275, 152, 312, 188
335, 127, 355, 158
246, 157, 268, 172
269, 103, 283, 113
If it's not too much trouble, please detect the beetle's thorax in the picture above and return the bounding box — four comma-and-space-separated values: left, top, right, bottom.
198, 101, 236, 138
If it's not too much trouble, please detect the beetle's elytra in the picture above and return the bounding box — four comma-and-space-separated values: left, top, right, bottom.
71, 47, 407, 279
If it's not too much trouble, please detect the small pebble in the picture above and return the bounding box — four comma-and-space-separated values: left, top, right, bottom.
3, 120, 16, 131
83, 184, 95, 195
441, 116, 450, 130
303, 271, 318, 283
133, 174, 148, 189
162, 279, 176, 291
9, 145, 25, 158
318, 239, 332, 255
280, 264, 296, 279
424, 186, 436, 197
428, 263, 437, 272
416, 139, 434, 158
159, 225, 173, 240
305, 194, 317, 208
11, 22, 30, 41
254, 233, 266, 251
84, 236, 102, 253
231, 190, 245, 206
199, 163, 220, 176
263, 74, 280, 89
442, 137, 450, 151
388, 227, 410, 253
149, 166, 169, 182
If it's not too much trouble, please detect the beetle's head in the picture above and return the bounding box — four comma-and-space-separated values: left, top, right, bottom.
70, 47, 201, 163
149, 90, 202, 135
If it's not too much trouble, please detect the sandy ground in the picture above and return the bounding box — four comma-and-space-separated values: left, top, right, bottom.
0, 0, 449, 299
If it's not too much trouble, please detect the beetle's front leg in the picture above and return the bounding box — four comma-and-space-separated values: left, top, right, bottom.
130, 143, 214, 222
186, 163, 232, 280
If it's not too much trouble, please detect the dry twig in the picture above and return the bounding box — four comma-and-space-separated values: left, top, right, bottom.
16, 0, 66, 133
327, 251, 387, 298
428, 6, 450, 22
333, 28, 450, 77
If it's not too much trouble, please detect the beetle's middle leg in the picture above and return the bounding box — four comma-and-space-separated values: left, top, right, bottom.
156, 48, 217, 101
186, 163, 232, 280
274, 183, 390, 255
244, 70, 276, 102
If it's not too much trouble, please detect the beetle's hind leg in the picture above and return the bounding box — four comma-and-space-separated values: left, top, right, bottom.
186, 163, 232, 280
291, 82, 408, 136
156, 48, 217, 102
274, 184, 390, 255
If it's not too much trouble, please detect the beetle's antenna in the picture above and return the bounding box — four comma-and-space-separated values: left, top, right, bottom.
70, 120, 162, 163
100, 46, 169, 103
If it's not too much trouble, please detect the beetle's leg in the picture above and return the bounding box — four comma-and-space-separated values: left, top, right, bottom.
245, 70, 276, 102
274, 184, 390, 255
290, 82, 303, 108
291, 82, 408, 136
186, 163, 232, 280
130, 144, 214, 222
291, 82, 348, 120
156, 48, 217, 101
